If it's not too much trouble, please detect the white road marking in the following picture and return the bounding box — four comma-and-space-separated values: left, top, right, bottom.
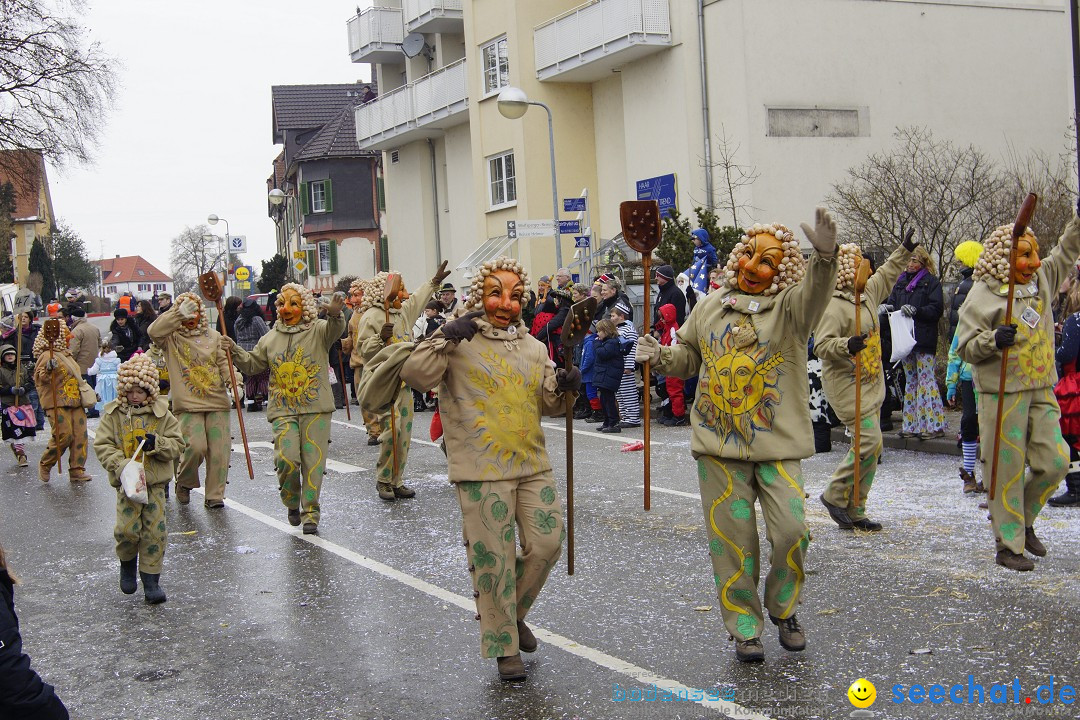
541, 420, 634, 443
189, 487, 770, 719
229, 441, 365, 473
331, 418, 442, 448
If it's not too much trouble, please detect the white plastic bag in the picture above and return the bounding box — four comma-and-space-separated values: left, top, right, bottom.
120, 438, 149, 505
328, 367, 338, 385
888, 309, 916, 363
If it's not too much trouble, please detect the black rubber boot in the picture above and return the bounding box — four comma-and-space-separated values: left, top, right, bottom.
140, 572, 167, 604
1048, 474, 1080, 507
119, 559, 138, 595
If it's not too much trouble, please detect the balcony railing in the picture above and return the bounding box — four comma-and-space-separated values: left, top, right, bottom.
403, 0, 464, 34
534, 0, 671, 82
354, 58, 469, 151
348, 7, 405, 64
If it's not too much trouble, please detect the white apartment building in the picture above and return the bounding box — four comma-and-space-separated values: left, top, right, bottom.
348, 0, 1075, 290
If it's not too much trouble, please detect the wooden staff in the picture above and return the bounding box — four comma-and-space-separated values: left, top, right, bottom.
560, 297, 598, 575
198, 273, 255, 479
337, 352, 352, 420
383, 274, 402, 480
852, 259, 872, 512
42, 319, 62, 473
620, 200, 663, 511
989, 193, 1038, 501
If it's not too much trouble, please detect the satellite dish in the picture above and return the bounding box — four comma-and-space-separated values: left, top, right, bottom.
401, 32, 432, 60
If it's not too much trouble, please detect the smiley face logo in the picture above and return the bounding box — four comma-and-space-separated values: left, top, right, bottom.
847, 678, 876, 708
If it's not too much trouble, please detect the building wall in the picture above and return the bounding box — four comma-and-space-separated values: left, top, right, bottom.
100, 280, 173, 302
383, 141, 436, 288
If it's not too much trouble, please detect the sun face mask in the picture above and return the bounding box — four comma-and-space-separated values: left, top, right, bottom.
1012, 236, 1041, 286
483, 269, 525, 328
736, 233, 784, 295
278, 288, 304, 326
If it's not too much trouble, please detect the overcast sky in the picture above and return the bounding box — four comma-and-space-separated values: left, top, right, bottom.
48, 0, 372, 279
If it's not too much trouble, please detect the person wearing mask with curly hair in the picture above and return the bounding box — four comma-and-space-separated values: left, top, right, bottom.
222, 284, 347, 535
33, 323, 92, 483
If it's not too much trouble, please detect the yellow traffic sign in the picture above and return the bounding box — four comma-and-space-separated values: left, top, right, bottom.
293, 251, 305, 259
237, 281, 250, 290
293, 259, 307, 274
234, 266, 250, 282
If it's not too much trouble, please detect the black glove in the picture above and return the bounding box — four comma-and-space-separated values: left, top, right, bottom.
379, 323, 395, 343
847, 334, 867, 355
142, 433, 157, 453
12, 385, 25, 396
430, 260, 451, 286
441, 311, 484, 343
901, 227, 918, 251
994, 324, 1017, 349
901, 304, 917, 318
877, 304, 894, 315
556, 366, 582, 393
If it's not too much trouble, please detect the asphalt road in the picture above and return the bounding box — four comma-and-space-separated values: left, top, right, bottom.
1, 406, 1077, 720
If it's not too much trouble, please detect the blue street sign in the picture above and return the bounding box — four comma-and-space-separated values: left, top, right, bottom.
558, 219, 581, 235
636, 173, 678, 216
574, 236, 590, 248
563, 197, 587, 212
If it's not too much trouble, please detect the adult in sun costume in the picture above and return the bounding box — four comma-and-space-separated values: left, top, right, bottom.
814, 234, 916, 531
224, 284, 346, 535
147, 292, 234, 507
637, 209, 838, 663
355, 263, 448, 501
401, 256, 578, 682
33, 322, 92, 483
956, 208, 1080, 572
341, 278, 382, 444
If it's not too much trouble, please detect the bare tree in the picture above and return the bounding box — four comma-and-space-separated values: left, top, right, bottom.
827, 126, 1003, 279
989, 143, 1078, 253
0, 0, 118, 183
170, 225, 223, 294
701, 124, 759, 229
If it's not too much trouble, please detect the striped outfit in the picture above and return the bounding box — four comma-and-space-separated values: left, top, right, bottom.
615, 320, 640, 424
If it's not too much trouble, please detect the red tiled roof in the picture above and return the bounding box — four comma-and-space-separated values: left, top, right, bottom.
92, 256, 172, 283
0, 150, 46, 219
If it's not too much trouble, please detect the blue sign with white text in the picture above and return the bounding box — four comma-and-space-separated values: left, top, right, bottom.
559, 220, 581, 235
636, 173, 678, 216
563, 197, 587, 212
574, 236, 590, 248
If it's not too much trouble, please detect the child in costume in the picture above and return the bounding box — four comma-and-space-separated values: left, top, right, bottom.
956, 209, 1080, 571
655, 303, 687, 426
147, 292, 234, 508
591, 319, 624, 433
946, 240, 985, 495
341, 278, 382, 445
355, 263, 448, 501
610, 301, 640, 427
814, 235, 915, 531
224, 284, 346, 535
87, 342, 120, 415
33, 323, 92, 483
0, 345, 35, 466
637, 209, 838, 662
400, 256, 578, 682
93, 355, 184, 603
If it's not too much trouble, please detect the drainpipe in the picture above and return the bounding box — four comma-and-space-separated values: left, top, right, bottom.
698, 0, 714, 211
428, 138, 443, 267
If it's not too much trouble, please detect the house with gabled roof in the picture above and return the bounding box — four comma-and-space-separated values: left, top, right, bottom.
0, 150, 55, 287
268, 82, 381, 293
92, 255, 173, 302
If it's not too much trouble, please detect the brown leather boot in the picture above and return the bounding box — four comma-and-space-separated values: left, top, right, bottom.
68, 468, 92, 483
995, 549, 1034, 572
377, 483, 396, 501
393, 484, 415, 499
497, 653, 527, 681
1024, 527, 1046, 557
38, 463, 51, 482
734, 637, 765, 663
960, 468, 977, 494
517, 620, 537, 653
770, 614, 806, 651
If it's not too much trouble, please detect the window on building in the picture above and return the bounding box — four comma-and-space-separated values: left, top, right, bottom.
319, 241, 331, 274
107, 286, 116, 294
153, 283, 166, 291
487, 151, 516, 209
300, 180, 333, 214
137, 269, 146, 276
137, 284, 150, 292
311, 181, 327, 212
482, 36, 509, 95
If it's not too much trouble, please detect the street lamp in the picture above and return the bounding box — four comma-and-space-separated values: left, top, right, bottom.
268, 189, 301, 281
207, 213, 231, 297
497, 86, 562, 269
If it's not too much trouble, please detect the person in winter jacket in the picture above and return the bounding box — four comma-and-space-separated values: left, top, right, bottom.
652, 264, 686, 327
109, 309, 139, 362
946, 240, 985, 495
0, 543, 69, 720
883, 246, 946, 438
591, 319, 624, 432
235, 297, 270, 411
686, 228, 719, 295
636, 209, 838, 662
534, 288, 570, 363
341, 278, 381, 445
1053, 306, 1080, 508
93, 355, 184, 603
0, 345, 34, 466
654, 303, 687, 426
355, 264, 447, 501
132, 301, 157, 353
400, 256, 577, 682
148, 292, 234, 508
577, 331, 602, 421
224, 284, 347, 534
956, 209, 1080, 571
33, 322, 92, 483
814, 237, 914, 532
948, 240, 982, 338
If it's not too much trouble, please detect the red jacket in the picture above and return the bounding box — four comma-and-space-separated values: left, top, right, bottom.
655, 303, 679, 347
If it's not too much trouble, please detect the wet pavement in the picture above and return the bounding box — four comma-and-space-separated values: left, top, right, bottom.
1, 404, 1078, 720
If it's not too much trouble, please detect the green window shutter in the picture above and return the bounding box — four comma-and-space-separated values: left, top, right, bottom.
379, 235, 389, 272
306, 248, 317, 276
300, 182, 310, 215
376, 177, 385, 211
329, 240, 338, 274
323, 180, 333, 213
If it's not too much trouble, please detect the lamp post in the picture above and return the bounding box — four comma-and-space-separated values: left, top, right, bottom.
497, 86, 562, 269
207, 213, 231, 297
268, 188, 300, 281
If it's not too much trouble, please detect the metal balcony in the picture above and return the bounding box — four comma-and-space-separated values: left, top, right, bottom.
354, 58, 469, 151
347, 6, 405, 64
534, 0, 672, 82
404, 0, 464, 35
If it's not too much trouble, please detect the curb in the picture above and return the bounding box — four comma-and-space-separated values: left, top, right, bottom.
830, 426, 961, 456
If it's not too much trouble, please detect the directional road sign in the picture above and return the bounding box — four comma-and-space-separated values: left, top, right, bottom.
229, 235, 247, 253
563, 197, 587, 212
558, 220, 581, 235
506, 220, 556, 239
293, 251, 306, 259
293, 259, 307, 275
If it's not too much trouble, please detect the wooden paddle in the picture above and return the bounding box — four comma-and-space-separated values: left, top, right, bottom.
198, 273, 255, 479
382, 273, 403, 480
560, 296, 598, 575
42, 319, 63, 473
852, 258, 872, 516
620, 200, 663, 511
